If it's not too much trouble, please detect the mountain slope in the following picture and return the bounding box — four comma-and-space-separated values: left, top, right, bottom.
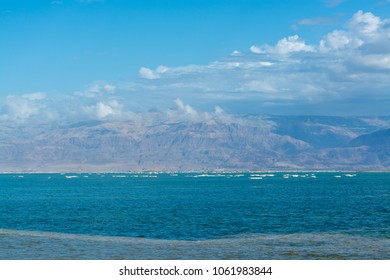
348, 128, 390, 167
1, 115, 389, 172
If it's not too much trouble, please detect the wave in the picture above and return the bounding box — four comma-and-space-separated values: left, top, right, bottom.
1, 229, 389, 260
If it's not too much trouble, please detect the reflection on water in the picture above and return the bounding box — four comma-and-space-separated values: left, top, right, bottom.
1, 229, 389, 260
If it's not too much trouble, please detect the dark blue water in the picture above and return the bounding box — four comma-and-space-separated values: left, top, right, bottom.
0, 172, 389, 259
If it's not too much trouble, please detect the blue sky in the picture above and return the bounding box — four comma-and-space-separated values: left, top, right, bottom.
1, 0, 390, 122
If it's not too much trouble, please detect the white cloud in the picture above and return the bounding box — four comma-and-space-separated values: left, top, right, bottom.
2, 11, 390, 122
139, 65, 169, 79
96, 102, 115, 119
250, 45, 264, 54
214, 106, 224, 115
75, 81, 116, 97
139, 67, 160, 79
156, 65, 169, 74
103, 84, 116, 94
161, 99, 228, 122
320, 10, 390, 53
127, 11, 390, 115
273, 35, 315, 54
354, 54, 390, 69
348, 10, 381, 37
320, 30, 361, 51
83, 100, 124, 120
175, 99, 198, 116
0, 92, 51, 122
251, 36, 314, 55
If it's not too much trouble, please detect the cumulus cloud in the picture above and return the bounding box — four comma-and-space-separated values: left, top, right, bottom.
0, 92, 55, 122
214, 106, 224, 115
175, 99, 198, 116
320, 11, 390, 53
96, 102, 116, 119
139, 65, 169, 80
250, 45, 264, 54
82, 100, 125, 120
139, 67, 159, 80
349, 11, 381, 35
319, 30, 360, 50
315, 10, 390, 86
273, 35, 315, 54
2, 10, 390, 122
129, 11, 390, 115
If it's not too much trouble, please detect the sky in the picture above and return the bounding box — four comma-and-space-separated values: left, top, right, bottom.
1, 0, 390, 123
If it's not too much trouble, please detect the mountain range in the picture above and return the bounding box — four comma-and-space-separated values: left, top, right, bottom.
1, 115, 390, 172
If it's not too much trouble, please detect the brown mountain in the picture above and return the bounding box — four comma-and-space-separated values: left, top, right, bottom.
1, 115, 389, 172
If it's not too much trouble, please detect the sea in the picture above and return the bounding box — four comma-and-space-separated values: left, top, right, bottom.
0, 172, 389, 260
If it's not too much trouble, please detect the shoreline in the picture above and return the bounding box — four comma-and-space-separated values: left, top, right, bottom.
1, 229, 389, 260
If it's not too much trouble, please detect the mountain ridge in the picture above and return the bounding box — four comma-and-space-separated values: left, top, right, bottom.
1, 115, 390, 172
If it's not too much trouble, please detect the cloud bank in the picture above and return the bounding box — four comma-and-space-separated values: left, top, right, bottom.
133, 10, 390, 115
1, 11, 390, 123
0, 92, 58, 122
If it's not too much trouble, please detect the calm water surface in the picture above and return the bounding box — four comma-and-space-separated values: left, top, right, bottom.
0, 172, 389, 259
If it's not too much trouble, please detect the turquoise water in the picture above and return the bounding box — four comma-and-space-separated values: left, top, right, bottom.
0, 172, 389, 259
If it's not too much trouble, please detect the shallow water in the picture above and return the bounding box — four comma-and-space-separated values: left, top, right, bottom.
1, 229, 389, 259
0, 172, 389, 259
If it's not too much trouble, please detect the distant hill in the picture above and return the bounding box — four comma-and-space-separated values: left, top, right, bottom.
349, 128, 390, 148
348, 128, 390, 168
1, 115, 390, 172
